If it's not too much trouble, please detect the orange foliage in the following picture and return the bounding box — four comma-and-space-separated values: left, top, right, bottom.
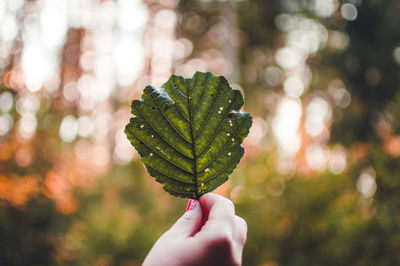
0, 132, 107, 214
383, 137, 400, 157
376, 119, 400, 157
0, 142, 13, 161
0, 175, 40, 207
56, 193, 78, 215
40, 151, 110, 214
3, 67, 26, 90
44, 169, 79, 214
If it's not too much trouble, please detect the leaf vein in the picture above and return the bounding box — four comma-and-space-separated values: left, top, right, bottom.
197, 117, 247, 172
173, 99, 190, 122
131, 103, 194, 159
202, 150, 243, 184
126, 126, 194, 174
193, 89, 235, 140
191, 73, 214, 114
147, 166, 195, 185
150, 90, 192, 144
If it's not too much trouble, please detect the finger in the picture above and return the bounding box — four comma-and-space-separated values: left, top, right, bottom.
229, 216, 247, 265
233, 215, 247, 246
201, 208, 209, 227
198, 194, 236, 240
167, 199, 203, 238
199, 193, 235, 222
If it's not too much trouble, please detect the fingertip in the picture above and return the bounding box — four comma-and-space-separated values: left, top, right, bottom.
186, 199, 198, 212
184, 199, 201, 219
198, 193, 209, 206
199, 193, 223, 210
169, 199, 202, 237
199, 193, 235, 214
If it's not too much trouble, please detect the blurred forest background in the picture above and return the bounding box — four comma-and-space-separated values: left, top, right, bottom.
1, 0, 400, 265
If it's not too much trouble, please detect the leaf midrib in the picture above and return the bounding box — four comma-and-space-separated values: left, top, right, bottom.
187, 80, 198, 199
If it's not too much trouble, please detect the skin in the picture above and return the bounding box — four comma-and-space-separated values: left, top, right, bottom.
143, 193, 247, 266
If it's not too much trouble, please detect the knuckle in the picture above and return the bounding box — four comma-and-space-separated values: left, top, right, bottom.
237, 231, 247, 246
215, 194, 235, 212
236, 216, 247, 230
181, 212, 194, 222
235, 216, 248, 245
211, 233, 233, 251
206, 221, 233, 241
224, 198, 235, 213
216, 226, 234, 243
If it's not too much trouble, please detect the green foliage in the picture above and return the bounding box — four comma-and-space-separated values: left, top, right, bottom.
0, 199, 65, 266
2, 1, 400, 265
385, 100, 400, 135
125, 71, 252, 199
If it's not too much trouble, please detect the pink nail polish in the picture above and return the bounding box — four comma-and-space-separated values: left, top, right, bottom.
186, 199, 197, 211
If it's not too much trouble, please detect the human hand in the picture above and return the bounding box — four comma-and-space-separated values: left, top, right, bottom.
143, 193, 247, 266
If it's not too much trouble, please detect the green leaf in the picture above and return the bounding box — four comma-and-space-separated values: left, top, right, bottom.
125, 71, 252, 199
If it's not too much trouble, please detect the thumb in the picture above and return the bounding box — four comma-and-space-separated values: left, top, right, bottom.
168, 199, 202, 237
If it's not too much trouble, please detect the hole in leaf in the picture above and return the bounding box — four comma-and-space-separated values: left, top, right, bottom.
152, 107, 156, 110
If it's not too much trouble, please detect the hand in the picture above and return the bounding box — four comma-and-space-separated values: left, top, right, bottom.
143, 193, 247, 266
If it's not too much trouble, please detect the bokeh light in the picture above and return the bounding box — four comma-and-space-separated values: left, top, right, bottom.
272, 97, 302, 156
357, 168, 377, 198
1, 0, 400, 265
0, 114, 13, 136
394, 46, 400, 65
0, 91, 13, 113
341, 3, 358, 21
59, 115, 78, 143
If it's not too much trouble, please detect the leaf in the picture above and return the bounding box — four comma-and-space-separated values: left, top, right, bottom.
125, 71, 252, 199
